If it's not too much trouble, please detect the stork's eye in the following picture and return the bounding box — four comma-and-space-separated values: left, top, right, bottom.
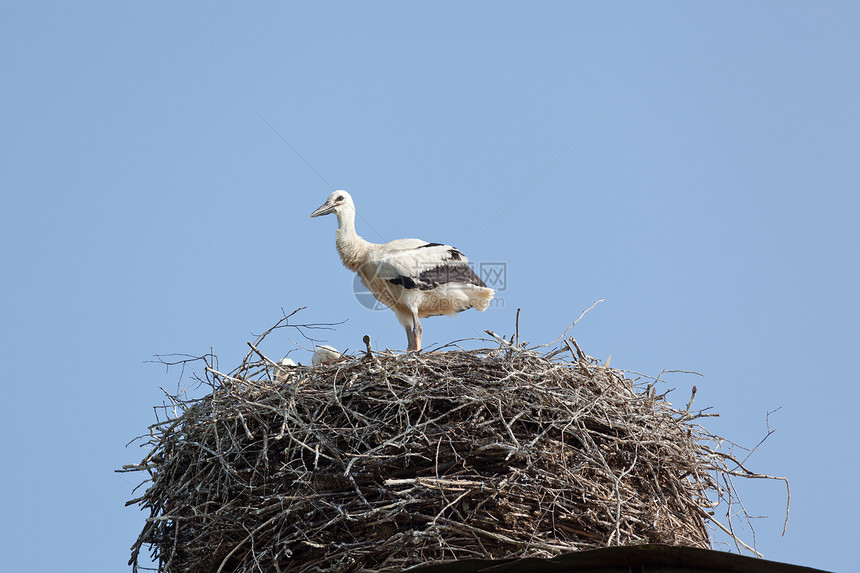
335, 195, 344, 202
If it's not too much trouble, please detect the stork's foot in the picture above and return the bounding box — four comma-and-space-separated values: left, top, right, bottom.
405, 341, 421, 354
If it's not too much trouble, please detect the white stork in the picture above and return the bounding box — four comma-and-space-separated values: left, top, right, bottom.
273, 357, 297, 382
310, 190, 494, 352
312, 344, 342, 365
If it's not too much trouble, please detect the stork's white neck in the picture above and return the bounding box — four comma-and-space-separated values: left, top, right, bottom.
334, 209, 370, 273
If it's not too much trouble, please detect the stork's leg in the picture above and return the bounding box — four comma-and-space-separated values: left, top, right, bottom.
411, 310, 422, 352
405, 324, 415, 352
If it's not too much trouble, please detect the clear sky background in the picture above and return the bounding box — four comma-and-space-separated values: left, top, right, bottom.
1, 2, 857, 572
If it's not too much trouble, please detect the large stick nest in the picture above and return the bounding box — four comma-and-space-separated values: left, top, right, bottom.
123, 320, 787, 572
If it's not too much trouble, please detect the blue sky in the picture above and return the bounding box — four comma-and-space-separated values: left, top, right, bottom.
1, 2, 857, 572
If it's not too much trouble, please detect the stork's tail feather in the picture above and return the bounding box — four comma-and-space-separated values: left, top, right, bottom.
473, 286, 495, 311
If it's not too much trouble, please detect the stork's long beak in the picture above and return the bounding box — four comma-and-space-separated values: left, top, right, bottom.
310, 202, 335, 218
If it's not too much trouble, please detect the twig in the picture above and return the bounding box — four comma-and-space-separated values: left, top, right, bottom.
515, 308, 521, 347
362, 334, 379, 365
535, 299, 605, 348
685, 386, 697, 413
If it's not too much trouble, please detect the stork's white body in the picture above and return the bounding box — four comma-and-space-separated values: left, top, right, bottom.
312, 344, 341, 365
311, 191, 494, 351
273, 357, 297, 382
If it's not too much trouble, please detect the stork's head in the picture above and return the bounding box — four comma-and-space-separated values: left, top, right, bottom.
310, 190, 355, 219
